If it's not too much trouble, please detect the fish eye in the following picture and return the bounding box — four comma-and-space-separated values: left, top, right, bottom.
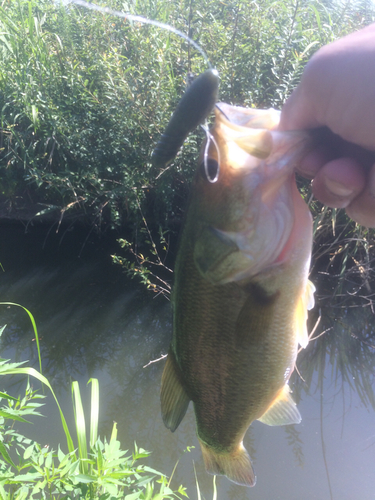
199, 157, 220, 183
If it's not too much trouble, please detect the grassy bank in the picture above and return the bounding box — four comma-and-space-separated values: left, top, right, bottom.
0, 0, 372, 227
0, 0, 374, 296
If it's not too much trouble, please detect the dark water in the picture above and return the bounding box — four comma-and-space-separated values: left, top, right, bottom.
0, 222, 374, 500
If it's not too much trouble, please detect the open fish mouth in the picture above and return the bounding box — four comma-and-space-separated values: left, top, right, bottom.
213, 102, 311, 171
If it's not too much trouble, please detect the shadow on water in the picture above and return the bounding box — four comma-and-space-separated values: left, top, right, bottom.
1, 222, 375, 499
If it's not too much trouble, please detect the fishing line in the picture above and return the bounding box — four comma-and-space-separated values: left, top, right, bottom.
71, 0, 212, 69
71, 0, 225, 183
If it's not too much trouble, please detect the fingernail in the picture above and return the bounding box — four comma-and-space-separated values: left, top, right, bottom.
324, 178, 354, 197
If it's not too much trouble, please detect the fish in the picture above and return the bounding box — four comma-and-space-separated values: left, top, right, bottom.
151, 69, 219, 168
160, 102, 315, 487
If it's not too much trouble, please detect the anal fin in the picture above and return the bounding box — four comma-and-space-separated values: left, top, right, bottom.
257, 384, 301, 426
160, 352, 190, 432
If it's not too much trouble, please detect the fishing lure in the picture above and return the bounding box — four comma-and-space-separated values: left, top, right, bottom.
151, 69, 220, 169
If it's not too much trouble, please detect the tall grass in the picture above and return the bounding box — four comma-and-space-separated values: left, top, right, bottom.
0, 0, 373, 229
0, 0, 374, 293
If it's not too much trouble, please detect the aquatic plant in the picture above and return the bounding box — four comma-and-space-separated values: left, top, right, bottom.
0, 310, 188, 499
0, 381, 187, 498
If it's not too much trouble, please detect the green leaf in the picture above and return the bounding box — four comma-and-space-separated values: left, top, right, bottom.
88, 378, 99, 449
23, 444, 35, 460
72, 381, 88, 473
95, 442, 103, 474
150, 494, 166, 500
31, 105, 38, 126
125, 492, 144, 500
57, 446, 65, 463
0, 366, 75, 455
72, 473, 95, 484
0, 441, 16, 468
13, 472, 42, 482
0, 303, 42, 373
110, 422, 118, 443
32, 478, 47, 494
178, 484, 189, 497
59, 456, 80, 478
0, 410, 30, 423
0, 483, 9, 500
0, 391, 17, 401
45, 450, 53, 469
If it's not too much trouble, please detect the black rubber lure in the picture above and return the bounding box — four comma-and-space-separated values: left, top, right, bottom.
151, 69, 220, 168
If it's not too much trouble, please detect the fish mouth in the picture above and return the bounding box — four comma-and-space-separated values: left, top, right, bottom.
215, 103, 275, 160
216, 103, 280, 130
214, 102, 310, 174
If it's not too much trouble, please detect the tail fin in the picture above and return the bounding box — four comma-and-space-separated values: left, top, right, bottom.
199, 440, 256, 487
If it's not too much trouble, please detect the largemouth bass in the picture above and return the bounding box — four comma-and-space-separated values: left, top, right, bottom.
160, 103, 315, 487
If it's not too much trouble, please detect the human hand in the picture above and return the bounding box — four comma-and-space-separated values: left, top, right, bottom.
279, 23, 375, 227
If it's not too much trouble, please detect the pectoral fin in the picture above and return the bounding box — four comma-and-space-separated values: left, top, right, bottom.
160, 352, 190, 432
257, 384, 301, 426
